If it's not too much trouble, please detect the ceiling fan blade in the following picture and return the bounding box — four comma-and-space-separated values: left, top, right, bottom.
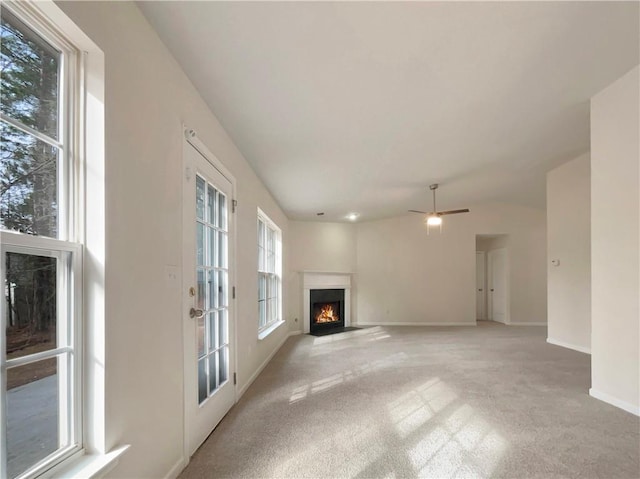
437, 208, 470, 216
408, 209, 429, 214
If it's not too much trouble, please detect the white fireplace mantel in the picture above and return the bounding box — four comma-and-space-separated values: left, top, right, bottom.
302, 271, 352, 333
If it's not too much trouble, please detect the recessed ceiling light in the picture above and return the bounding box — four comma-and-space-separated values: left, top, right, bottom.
346, 213, 359, 221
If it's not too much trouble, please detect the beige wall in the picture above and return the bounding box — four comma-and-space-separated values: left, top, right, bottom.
546, 153, 591, 353
289, 221, 358, 273
590, 65, 640, 415
58, 1, 291, 477
341, 202, 545, 326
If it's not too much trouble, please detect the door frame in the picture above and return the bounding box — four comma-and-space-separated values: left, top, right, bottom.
181, 126, 238, 465
487, 247, 510, 324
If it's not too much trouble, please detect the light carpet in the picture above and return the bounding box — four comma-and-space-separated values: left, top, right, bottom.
179, 322, 640, 478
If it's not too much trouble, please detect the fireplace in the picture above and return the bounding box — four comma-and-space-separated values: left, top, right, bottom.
310, 288, 345, 334
302, 272, 352, 334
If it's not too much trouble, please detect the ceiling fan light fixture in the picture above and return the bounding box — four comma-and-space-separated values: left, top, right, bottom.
426, 215, 442, 226
408, 183, 469, 234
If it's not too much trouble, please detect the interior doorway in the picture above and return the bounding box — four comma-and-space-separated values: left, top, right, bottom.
475, 251, 486, 320
475, 234, 510, 324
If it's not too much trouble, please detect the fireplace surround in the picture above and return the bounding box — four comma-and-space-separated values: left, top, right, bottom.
302, 272, 351, 334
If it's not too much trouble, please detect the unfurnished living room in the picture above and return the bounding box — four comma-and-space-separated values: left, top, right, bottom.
0, 1, 638, 478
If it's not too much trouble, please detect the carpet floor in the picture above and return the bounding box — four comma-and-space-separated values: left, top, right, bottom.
179, 322, 640, 478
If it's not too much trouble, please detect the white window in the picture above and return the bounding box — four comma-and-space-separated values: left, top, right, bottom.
0, 3, 84, 477
257, 210, 281, 335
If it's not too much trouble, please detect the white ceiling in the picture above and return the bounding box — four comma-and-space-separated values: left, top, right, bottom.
138, 1, 639, 221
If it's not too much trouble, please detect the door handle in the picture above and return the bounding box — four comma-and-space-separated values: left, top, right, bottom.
190, 307, 204, 319
490, 289, 494, 292
478, 289, 483, 292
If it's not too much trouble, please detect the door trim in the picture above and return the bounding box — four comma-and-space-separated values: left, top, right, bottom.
181, 126, 238, 465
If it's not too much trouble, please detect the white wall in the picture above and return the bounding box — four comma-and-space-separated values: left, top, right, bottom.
57, 2, 291, 477
546, 153, 591, 354
288, 222, 357, 330
590, 66, 640, 415
356, 203, 546, 326
476, 235, 509, 252
289, 221, 357, 273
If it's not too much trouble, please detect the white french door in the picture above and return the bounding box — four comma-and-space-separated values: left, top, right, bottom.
183, 137, 235, 458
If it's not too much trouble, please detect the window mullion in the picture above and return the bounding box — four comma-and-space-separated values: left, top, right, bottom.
0, 114, 64, 150
5, 346, 73, 369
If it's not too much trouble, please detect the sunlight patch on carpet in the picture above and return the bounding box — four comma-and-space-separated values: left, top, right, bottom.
392, 379, 508, 478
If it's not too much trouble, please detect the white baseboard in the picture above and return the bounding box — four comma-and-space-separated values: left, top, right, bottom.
354, 322, 476, 327
510, 322, 547, 326
164, 456, 188, 479
547, 337, 591, 354
237, 330, 299, 399
589, 388, 640, 416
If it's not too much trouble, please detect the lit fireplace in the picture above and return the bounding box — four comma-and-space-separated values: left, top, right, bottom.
314, 303, 340, 324
310, 289, 345, 334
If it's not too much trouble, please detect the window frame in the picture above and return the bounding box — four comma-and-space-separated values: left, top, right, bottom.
257, 209, 282, 337
0, 0, 83, 243
0, 1, 86, 477
0, 232, 83, 479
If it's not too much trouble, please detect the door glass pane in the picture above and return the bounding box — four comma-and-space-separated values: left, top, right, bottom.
198, 358, 207, 403
218, 231, 227, 269
218, 310, 227, 346
195, 177, 205, 221
217, 192, 226, 230
0, 123, 60, 238
196, 223, 204, 266
208, 269, 217, 310
197, 316, 205, 358
6, 357, 59, 479
208, 312, 217, 352
5, 253, 57, 360
0, 10, 60, 140
207, 185, 217, 225
207, 226, 216, 268
196, 268, 205, 310
218, 347, 228, 384
218, 270, 226, 308
208, 353, 218, 393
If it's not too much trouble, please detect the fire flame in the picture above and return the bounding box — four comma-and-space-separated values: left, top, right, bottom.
315, 304, 339, 323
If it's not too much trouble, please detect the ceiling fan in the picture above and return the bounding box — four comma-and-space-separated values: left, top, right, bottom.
409, 184, 470, 227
